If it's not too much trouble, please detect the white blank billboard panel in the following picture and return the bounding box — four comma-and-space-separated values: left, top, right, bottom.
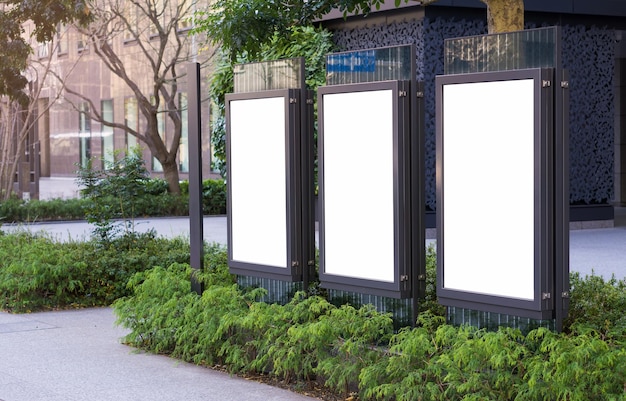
442, 79, 535, 300
322, 89, 395, 282
229, 97, 287, 268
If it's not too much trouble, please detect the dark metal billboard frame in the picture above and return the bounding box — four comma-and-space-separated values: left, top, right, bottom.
317, 80, 413, 298
435, 67, 568, 321
226, 89, 306, 281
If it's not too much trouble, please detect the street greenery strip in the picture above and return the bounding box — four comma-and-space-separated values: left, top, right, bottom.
0, 231, 190, 312
114, 246, 626, 401
0, 178, 225, 224
0, 232, 625, 400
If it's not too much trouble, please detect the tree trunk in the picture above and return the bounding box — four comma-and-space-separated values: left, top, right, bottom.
481, 0, 524, 33
162, 158, 181, 195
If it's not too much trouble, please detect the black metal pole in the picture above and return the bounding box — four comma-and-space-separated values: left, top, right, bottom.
188, 62, 205, 295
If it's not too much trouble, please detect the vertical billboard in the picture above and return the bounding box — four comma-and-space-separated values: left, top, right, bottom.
436, 68, 556, 319
226, 89, 302, 280
318, 80, 412, 298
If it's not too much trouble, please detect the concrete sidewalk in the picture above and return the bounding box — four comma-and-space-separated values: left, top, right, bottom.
0, 308, 316, 401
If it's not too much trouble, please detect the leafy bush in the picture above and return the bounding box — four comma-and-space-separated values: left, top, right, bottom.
0, 177, 226, 224
112, 245, 626, 401
180, 178, 227, 215
2, 223, 625, 400
0, 197, 87, 223
77, 147, 154, 241
0, 231, 190, 312
565, 271, 626, 335
202, 179, 227, 215
144, 178, 170, 195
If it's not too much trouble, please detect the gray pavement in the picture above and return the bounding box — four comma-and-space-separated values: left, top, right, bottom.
0, 308, 315, 401
2, 216, 228, 245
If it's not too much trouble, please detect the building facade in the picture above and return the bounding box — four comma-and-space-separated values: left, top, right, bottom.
322, 0, 626, 225
28, 0, 216, 189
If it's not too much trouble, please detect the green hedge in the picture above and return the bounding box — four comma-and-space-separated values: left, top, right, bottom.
0, 197, 88, 223
0, 178, 227, 223
180, 179, 227, 215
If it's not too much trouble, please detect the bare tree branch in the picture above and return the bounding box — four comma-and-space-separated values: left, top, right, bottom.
62, 0, 211, 194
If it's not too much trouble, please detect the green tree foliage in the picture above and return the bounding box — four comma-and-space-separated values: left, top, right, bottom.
76, 147, 152, 241
0, 1, 91, 104
194, 0, 402, 61
207, 26, 334, 177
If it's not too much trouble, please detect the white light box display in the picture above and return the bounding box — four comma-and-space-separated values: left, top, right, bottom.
226, 89, 302, 280
436, 68, 555, 319
318, 80, 411, 298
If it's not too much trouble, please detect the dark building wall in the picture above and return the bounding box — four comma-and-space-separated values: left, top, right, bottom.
331, 9, 617, 210
560, 24, 615, 204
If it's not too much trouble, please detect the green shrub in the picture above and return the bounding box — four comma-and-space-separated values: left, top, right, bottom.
0, 177, 226, 224
77, 147, 155, 241
0, 233, 91, 311
3, 227, 625, 400
0, 197, 87, 223
420, 244, 445, 316
0, 231, 190, 312
565, 271, 626, 335
202, 179, 227, 215
519, 326, 626, 401
180, 179, 227, 215
113, 245, 626, 401
144, 178, 170, 195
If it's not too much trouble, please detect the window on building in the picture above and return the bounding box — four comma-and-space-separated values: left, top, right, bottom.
124, 2, 140, 42
177, 0, 197, 32
56, 24, 69, 55
149, 0, 165, 38
77, 34, 89, 53
79, 102, 91, 169
179, 92, 189, 172
124, 97, 138, 152
151, 96, 164, 172
37, 41, 50, 59
101, 100, 114, 169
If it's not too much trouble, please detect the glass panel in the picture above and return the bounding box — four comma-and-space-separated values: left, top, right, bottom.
329, 290, 413, 328
237, 276, 302, 305
326, 45, 413, 85
444, 26, 557, 74
151, 96, 164, 172
56, 24, 69, 54
234, 58, 303, 93
447, 307, 555, 334
124, 3, 139, 42
79, 102, 91, 169
101, 100, 114, 169
124, 97, 138, 152
179, 93, 189, 172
